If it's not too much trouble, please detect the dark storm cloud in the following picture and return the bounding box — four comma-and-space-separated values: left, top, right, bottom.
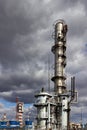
0, 63, 48, 103
0, 0, 54, 69
0, 0, 86, 119
0, 1, 30, 67
0, 0, 51, 103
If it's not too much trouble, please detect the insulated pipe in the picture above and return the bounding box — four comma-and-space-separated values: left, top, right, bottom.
62, 95, 69, 130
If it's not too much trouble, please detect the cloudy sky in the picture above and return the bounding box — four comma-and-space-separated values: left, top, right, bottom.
0, 0, 87, 124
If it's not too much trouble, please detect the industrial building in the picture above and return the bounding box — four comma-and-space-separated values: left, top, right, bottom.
34, 19, 77, 130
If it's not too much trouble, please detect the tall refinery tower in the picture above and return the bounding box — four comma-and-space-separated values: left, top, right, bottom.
51, 20, 68, 129
51, 19, 67, 94
34, 19, 76, 130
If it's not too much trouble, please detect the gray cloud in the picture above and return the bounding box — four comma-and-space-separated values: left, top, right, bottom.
0, 0, 87, 123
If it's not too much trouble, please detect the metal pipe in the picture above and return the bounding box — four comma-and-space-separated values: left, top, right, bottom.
48, 102, 51, 129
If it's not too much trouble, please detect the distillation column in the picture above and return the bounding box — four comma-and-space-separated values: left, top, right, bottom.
51, 20, 68, 94
51, 20, 68, 129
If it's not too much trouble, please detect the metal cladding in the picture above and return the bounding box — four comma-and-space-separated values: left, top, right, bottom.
51, 19, 68, 94
34, 88, 53, 130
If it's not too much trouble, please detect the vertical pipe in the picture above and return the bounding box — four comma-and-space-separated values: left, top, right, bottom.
71, 76, 75, 100
73, 76, 75, 98
48, 102, 51, 129
62, 96, 68, 130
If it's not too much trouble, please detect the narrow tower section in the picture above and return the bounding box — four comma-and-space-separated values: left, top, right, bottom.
16, 100, 24, 128
51, 20, 68, 95
34, 88, 52, 130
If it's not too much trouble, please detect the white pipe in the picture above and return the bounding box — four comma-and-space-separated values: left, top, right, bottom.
48, 102, 51, 129
62, 96, 69, 130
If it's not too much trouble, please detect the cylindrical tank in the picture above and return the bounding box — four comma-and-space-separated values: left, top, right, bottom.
25, 120, 34, 130
0, 121, 7, 126
36, 93, 48, 129
9, 121, 20, 127
34, 90, 52, 129
0, 121, 8, 129
25, 121, 33, 127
